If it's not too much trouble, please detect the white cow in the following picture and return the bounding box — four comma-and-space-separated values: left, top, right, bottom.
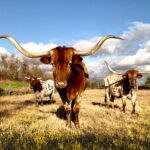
26, 77, 55, 105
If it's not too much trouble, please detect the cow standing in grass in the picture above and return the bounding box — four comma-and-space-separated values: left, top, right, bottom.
26, 77, 55, 105
104, 61, 150, 114
0, 35, 123, 128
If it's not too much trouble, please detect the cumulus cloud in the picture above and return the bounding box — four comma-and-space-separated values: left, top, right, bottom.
1, 21, 150, 84
21, 42, 57, 53
71, 22, 150, 84
0, 47, 11, 57
73, 36, 122, 55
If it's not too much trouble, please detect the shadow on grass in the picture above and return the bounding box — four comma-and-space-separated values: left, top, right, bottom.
38, 105, 66, 120
37, 99, 56, 105
54, 105, 79, 123
92, 102, 121, 109
0, 105, 27, 118
56, 105, 66, 120
0, 100, 35, 118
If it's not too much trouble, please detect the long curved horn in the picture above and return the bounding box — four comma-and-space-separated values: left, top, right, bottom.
138, 71, 150, 74
25, 77, 30, 80
0, 35, 50, 58
74, 35, 124, 56
104, 61, 122, 75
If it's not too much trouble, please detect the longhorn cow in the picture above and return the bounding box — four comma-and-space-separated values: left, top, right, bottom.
0, 35, 122, 128
104, 61, 150, 113
25, 77, 55, 105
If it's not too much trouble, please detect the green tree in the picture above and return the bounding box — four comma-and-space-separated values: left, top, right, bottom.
145, 76, 150, 89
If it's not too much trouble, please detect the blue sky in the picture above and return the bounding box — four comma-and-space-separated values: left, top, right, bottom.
1, 0, 150, 82
0, 0, 150, 46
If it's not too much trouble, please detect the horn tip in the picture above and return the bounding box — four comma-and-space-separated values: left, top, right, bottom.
106, 35, 124, 40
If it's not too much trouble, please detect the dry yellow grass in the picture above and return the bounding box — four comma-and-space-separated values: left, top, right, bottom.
0, 89, 150, 149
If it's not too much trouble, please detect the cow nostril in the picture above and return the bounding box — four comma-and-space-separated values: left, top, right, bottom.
56, 81, 67, 88
58, 82, 65, 86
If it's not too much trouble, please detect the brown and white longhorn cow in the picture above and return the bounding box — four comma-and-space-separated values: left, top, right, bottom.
25, 77, 55, 105
104, 61, 150, 114
0, 35, 122, 128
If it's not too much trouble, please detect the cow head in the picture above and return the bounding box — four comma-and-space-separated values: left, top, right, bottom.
40, 47, 79, 88
25, 77, 41, 89
0, 35, 123, 89
122, 70, 143, 89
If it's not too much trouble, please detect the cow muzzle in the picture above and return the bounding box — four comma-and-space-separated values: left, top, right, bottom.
55, 81, 67, 89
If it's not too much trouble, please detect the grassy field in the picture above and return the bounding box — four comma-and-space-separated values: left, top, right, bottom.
0, 81, 30, 95
0, 81, 28, 89
0, 89, 149, 150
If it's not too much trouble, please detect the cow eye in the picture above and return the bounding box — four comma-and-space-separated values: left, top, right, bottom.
51, 62, 55, 67
68, 61, 72, 67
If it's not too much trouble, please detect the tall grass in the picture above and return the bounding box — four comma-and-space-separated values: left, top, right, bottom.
0, 90, 149, 149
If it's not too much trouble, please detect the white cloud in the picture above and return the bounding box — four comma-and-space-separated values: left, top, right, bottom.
21, 42, 57, 53
1, 21, 150, 85
77, 22, 150, 84
0, 47, 11, 56
73, 36, 122, 55
17, 42, 58, 66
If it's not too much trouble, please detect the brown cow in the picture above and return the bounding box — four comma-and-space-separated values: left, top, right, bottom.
0, 35, 122, 128
104, 61, 150, 113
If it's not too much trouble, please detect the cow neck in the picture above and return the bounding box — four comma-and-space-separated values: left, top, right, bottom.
57, 87, 77, 107
71, 64, 89, 78
122, 78, 131, 94
57, 88, 69, 104
33, 82, 43, 92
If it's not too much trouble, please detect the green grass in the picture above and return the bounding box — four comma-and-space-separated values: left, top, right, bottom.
0, 81, 28, 89
0, 81, 30, 96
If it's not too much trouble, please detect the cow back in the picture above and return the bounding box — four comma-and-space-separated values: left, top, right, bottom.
41, 80, 55, 96
104, 74, 123, 97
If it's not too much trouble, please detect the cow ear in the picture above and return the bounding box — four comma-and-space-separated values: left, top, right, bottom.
73, 55, 83, 63
137, 73, 143, 78
25, 77, 30, 82
40, 56, 51, 64
122, 73, 127, 78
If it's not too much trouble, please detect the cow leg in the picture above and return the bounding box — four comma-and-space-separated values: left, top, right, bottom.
40, 93, 43, 105
110, 95, 115, 109
49, 93, 52, 103
35, 92, 39, 105
122, 96, 126, 112
36, 99, 39, 105
131, 93, 136, 114
41, 98, 43, 105
105, 88, 110, 108
73, 98, 80, 128
104, 88, 107, 103
64, 102, 71, 128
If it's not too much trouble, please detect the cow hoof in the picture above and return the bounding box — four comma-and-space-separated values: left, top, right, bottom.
36, 103, 39, 106
107, 105, 110, 108
66, 123, 71, 128
121, 109, 125, 113
75, 124, 80, 129
131, 111, 135, 114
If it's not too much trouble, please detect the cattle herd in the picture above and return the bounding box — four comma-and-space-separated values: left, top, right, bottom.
0, 35, 150, 128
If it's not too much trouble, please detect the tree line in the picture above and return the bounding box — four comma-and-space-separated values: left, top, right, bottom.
0, 54, 51, 81
1, 54, 150, 89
